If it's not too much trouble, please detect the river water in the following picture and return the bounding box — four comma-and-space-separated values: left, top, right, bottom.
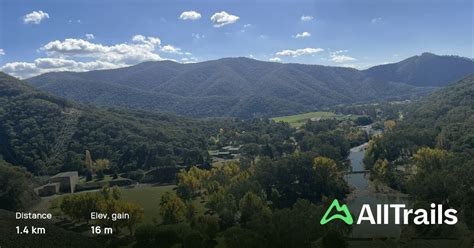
345, 131, 412, 238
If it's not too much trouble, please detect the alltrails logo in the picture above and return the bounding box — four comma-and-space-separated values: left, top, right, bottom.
320, 199, 353, 225
320, 199, 458, 225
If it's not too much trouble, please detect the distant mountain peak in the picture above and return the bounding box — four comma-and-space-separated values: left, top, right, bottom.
365, 53, 474, 87
420, 52, 437, 57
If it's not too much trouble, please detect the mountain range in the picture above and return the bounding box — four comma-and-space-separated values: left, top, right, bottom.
365, 53, 473, 87
0, 72, 213, 174
25, 53, 474, 118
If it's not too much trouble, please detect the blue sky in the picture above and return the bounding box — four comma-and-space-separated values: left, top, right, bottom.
0, 0, 472, 78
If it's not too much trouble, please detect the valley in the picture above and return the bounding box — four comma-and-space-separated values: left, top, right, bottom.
0, 60, 473, 248
1, 1, 473, 247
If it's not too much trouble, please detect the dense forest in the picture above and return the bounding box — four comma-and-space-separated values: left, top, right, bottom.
0, 72, 214, 175
25, 54, 470, 118
1, 70, 473, 247
0, 70, 367, 246
364, 74, 474, 228
56, 117, 360, 248
365, 53, 473, 87
135, 114, 367, 247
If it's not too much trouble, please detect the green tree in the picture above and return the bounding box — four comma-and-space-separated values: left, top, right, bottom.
0, 161, 34, 210
128, 169, 145, 182
159, 192, 187, 224
241, 143, 261, 162
254, 154, 348, 208
191, 215, 220, 240
239, 192, 269, 224
183, 231, 205, 248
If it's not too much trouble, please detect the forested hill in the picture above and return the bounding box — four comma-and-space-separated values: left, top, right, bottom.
0, 72, 214, 175
364, 53, 474, 87
25, 55, 441, 118
364, 74, 474, 228
399, 73, 473, 155
365, 73, 473, 164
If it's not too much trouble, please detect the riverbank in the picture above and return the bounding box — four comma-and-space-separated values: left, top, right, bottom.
345, 141, 413, 238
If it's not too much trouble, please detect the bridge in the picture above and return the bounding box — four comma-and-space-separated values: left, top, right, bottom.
345, 170, 369, 175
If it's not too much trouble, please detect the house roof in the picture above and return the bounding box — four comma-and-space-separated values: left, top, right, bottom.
51, 171, 78, 178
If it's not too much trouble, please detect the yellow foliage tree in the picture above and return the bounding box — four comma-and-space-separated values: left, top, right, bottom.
159, 192, 187, 224
384, 120, 396, 131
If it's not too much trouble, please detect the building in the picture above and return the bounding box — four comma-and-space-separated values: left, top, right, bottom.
209, 145, 242, 160
216, 151, 232, 159
34, 183, 60, 196
219, 145, 241, 154
49, 171, 79, 193
208, 150, 219, 156
227, 146, 241, 154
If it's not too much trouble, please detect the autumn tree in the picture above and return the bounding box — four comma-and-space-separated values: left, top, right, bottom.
94, 159, 111, 173
122, 202, 144, 234
159, 192, 187, 224
177, 168, 201, 200
61, 193, 101, 223
60, 186, 143, 233
413, 147, 451, 172
372, 159, 390, 183
383, 120, 396, 131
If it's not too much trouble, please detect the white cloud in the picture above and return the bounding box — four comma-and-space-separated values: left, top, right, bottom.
160, 45, 182, 54
85, 34, 95, 40
1, 35, 195, 78
276, 48, 324, 57
192, 33, 205, 39
211, 11, 239, 27
181, 57, 198, 63
68, 19, 82, 24
243, 24, 252, 28
294, 32, 311, 38
330, 50, 356, 63
301, 15, 314, 21
0, 35, 188, 78
371, 17, 382, 23
131, 35, 161, 46
0, 49, 4, 56
179, 11, 202, 20
269, 57, 282, 62
1, 58, 117, 79
23, 10, 50, 24
41, 37, 163, 65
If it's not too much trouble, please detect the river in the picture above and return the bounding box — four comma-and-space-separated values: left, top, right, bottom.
345, 129, 412, 238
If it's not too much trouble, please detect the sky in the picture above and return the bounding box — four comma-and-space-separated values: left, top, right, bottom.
0, 0, 472, 78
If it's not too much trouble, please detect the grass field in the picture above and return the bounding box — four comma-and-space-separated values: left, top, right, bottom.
272, 111, 356, 128
118, 185, 210, 224
46, 184, 209, 225
120, 185, 176, 224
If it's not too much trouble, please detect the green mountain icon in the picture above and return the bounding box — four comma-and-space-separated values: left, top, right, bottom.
320, 199, 353, 225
